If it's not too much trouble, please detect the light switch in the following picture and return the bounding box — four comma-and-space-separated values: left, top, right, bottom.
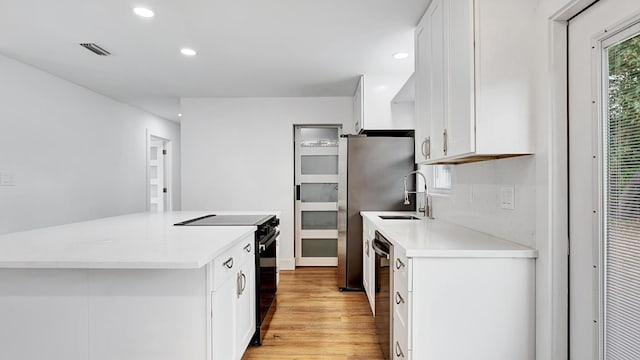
0, 172, 15, 186
500, 186, 515, 210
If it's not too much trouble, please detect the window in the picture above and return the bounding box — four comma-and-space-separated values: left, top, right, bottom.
603, 28, 640, 359
422, 164, 451, 196
433, 165, 452, 191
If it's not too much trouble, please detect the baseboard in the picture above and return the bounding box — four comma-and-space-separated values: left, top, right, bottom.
278, 258, 295, 271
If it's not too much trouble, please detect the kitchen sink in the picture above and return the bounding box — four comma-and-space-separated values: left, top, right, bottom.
378, 215, 421, 220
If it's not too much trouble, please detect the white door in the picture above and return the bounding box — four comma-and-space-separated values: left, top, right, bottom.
569, 1, 640, 358
294, 126, 341, 267
148, 136, 169, 212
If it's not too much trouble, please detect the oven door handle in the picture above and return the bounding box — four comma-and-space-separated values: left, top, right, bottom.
259, 230, 279, 253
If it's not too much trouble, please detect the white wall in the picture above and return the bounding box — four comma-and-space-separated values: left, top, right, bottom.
0, 54, 181, 235
362, 73, 413, 130
180, 97, 353, 270
424, 0, 583, 359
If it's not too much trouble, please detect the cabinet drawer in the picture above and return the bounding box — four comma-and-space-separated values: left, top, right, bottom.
212, 234, 255, 290
393, 317, 409, 360
393, 283, 409, 330
236, 235, 255, 264
393, 248, 410, 291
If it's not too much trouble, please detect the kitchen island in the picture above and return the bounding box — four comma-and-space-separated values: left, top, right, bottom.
0, 211, 265, 360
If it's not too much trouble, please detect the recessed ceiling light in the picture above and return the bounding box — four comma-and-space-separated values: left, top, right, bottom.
180, 48, 197, 56
393, 52, 409, 60
133, 7, 154, 18
178, 113, 182, 117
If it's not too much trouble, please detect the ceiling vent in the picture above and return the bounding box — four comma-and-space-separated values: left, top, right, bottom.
79, 43, 111, 56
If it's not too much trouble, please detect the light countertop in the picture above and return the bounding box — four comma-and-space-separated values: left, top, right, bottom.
361, 211, 537, 258
0, 211, 278, 269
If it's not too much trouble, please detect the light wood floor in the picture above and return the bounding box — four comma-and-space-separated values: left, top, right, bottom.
242, 267, 384, 360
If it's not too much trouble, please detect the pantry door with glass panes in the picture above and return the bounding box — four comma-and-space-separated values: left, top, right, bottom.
294, 126, 341, 266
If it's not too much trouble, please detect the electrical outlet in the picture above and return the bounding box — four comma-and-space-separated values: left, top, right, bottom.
0, 172, 15, 186
500, 186, 515, 210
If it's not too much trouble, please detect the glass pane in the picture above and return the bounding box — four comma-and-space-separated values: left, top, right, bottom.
302, 238, 337, 257
605, 32, 640, 359
299, 127, 338, 147
301, 183, 338, 202
433, 165, 452, 190
301, 211, 337, 230
301, 155, 338, 174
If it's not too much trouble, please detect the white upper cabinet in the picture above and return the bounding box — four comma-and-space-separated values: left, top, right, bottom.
354, 73, 414, 134
354, 76, 364, 133
415, 18, 431, 163
415, 0, 534, 164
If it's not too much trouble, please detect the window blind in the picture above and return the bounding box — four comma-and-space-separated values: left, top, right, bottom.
605, 31, 640, 359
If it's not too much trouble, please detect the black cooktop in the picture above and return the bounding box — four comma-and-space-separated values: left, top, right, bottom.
174, 214, 273, 226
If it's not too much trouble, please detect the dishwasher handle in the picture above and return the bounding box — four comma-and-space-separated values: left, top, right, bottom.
371, 232, 390, 259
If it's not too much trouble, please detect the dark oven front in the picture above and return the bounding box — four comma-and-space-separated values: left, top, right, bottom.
251, 225, 278, 345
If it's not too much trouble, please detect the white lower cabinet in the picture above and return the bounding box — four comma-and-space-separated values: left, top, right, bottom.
212, 271, 237, 360
235, 260, 256, 356
391, 246, 535, 360
362, 218, 376, 314
211, 235, 256, 360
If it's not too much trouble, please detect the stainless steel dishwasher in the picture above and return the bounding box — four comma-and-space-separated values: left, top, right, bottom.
373, 231, 393, 359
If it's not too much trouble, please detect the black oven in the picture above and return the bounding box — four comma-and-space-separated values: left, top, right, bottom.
254, 224, 278, 345
174, 214, 279, 346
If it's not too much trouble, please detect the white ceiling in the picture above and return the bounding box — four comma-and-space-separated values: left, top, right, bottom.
0, 0, 429, 121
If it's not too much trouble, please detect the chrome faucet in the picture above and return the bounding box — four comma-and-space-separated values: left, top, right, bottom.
403, 170, 432, 219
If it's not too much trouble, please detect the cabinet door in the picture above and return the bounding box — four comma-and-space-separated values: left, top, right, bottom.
363, 235, 375, 314
362, 236, 369, 294
354, 76, 364, 134
415, 15, 431, 163
446, 0, 475, 157
426, 0, 447, 160
366, 237, 375, 313
235, 261, 256, 356
212, 274, 237, 360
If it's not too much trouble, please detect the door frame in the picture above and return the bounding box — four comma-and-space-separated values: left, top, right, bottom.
146, 129, 173, 212
543, 1, 598, 359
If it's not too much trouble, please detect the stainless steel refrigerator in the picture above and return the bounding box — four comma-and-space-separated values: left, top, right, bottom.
337, 134, 415, 291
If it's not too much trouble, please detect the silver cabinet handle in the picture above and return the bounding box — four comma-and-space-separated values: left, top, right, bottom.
395, 291, 405, 305
223, 257, 234, 269
395, 341, 405, 358
241, 272, 247, 293
421, 138, 427, 158
395, 258, 405, 270
244, 243, 252, 253
236, 271, 242, 297
443, 129, 448, 155
365, 240, 370, 257
426, 136, 431, 158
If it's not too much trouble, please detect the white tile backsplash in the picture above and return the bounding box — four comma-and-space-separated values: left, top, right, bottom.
426, 155, 536, 248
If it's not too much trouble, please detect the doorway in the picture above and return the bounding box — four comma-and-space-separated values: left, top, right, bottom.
147, 134, 171, 212
569, 1, 640, 358
294, 125, 341, 267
